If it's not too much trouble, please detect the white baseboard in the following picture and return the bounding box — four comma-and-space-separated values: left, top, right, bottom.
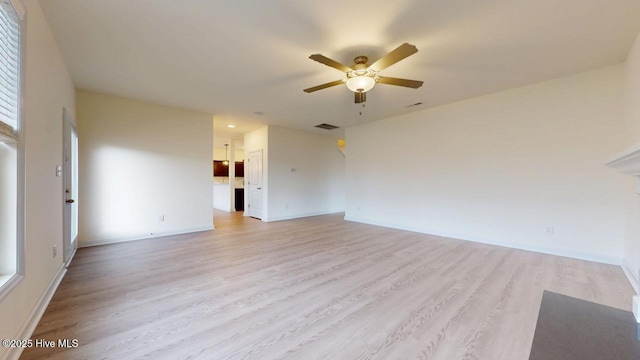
622, 259, 640, 295
64, 247, 77, 268
265, 210, 344, 222
79, 225, 214, 248
344, 216, 623, 266
4, 265, 67, 360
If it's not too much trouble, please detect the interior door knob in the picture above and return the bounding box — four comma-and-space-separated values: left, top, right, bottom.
66, 199, 75, 204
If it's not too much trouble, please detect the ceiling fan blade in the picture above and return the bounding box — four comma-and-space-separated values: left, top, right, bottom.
355, 92, 366, 103
377, 76, 423, 89
303, 80, 344, 93
369, 43, 418, 72
309, 54, 353, 73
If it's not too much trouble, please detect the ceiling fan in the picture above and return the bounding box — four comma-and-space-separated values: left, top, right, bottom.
303, 43, 423, 104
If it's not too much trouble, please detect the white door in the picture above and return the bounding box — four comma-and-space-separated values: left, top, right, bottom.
248, 150, 263, 219
63, 109, 78, 264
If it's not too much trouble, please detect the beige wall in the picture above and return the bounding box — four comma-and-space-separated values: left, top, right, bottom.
622, 33, 640, 293
243, 126, 346, 222
76, 90, 213, 246
0, 0, 76, 358
346, 64, 627, 264
267, 126, 345, 221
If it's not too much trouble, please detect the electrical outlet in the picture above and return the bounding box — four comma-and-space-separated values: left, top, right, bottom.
52, 245, 57, 258
157, 215, 164, 222
545, 226, 554, 234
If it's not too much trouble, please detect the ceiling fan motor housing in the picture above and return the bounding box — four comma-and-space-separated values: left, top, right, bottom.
353, 56, 368, 65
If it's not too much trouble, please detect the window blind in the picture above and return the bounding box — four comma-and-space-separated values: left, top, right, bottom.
0, 0, 20, 142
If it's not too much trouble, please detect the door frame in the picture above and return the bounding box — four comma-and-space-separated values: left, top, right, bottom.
247, 149, 263, 219
62, 108, 78, 266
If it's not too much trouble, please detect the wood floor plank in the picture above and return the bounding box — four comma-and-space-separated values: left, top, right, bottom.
20, 210, 635, 360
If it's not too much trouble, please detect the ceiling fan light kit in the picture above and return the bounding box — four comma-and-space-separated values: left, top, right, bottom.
346, 75, 376, 93
304, 43, 423, 103
345, 65, 378, 93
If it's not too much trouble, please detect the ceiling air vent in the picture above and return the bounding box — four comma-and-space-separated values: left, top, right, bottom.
315, 123, 340, 130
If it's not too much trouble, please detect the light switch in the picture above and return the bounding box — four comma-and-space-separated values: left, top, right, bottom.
56, 165, 62, 177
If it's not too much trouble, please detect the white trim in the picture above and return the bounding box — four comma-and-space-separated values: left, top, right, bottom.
0, 0, 26, 304
264, 210, 344, 223
0, 122, 17, 143
79, 226, 215, 248
622, 259, 640, 295
4, 265, 67, 360
0, 274, 13, 288
64, 247, 77, 268
0, 274, 22, 302
344, 216, 623, 266
8, 0, 24, 20
62, 108, 78, 264
606, 142, 640, 176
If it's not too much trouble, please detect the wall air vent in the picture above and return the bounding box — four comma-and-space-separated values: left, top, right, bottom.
315, 123, 340, 130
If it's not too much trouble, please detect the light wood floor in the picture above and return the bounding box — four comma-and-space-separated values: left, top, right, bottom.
21, 210, 634, 360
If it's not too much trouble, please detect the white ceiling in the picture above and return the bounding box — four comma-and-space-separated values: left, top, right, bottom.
40, 0, 640, 140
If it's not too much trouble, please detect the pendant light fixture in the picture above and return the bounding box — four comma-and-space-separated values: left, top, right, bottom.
222, 144, 229, 166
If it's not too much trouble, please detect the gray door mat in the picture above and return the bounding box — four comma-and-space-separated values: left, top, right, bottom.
529, 291, 640, 360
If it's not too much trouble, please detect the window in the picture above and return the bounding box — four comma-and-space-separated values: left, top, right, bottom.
0, 0, 24, 300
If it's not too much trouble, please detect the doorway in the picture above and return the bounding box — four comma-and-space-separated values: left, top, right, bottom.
63, 109, 78, 265
248, 149, 263, 219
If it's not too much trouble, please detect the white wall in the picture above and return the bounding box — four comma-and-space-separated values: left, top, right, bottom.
346, 65, 627, 264
621, 33, 640, 293
213, 184, 231, 211
0, 0, 76, 358
266, 126, 345, 221
76, 90, 213, 246
243, 125, 345, 222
